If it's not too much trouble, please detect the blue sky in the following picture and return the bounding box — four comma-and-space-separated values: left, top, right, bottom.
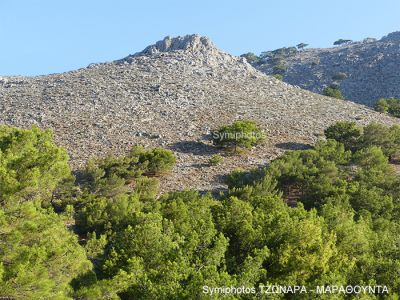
1, 0, 399, 76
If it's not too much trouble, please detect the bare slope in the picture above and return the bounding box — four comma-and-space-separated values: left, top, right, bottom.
0, 34, 398, 192
252, 31, 400, 106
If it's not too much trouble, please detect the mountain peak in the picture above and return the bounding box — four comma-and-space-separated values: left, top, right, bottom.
116, 34, 255, 73
138, 34, 217, 55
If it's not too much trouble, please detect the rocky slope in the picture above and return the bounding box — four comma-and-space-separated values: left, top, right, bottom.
251, 31, 400, 106
0, 34, 398, 192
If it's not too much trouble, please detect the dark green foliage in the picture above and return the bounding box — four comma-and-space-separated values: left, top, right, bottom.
375, 98, 390, 113
259, 47, 297, 77
260, 47, 298, 59
272, 63, 287, 75
0, 202, 91, 299
82, 146, 176, 190
324, 121, 363, 151
323, 85, 344, 99
374, 98, 400, 117
212, 119, 265, 152
362, 123, 397, 158
2, 124, 400, 299
134, 146, 176, 176
325, 121, 400, 161
224, 167, 268, 189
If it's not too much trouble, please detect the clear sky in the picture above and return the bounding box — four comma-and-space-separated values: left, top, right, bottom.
1, 0, 399, 76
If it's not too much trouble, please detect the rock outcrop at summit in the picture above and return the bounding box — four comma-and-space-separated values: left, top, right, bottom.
250, 31, 400, 106
0, 34, 399, 192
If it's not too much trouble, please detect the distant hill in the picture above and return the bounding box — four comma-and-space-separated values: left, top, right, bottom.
0, 34, 398, 192
248, 31, 400, 106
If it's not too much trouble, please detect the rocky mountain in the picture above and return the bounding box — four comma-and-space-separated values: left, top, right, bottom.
250, 31, 400, 106
0, 34, 398, 192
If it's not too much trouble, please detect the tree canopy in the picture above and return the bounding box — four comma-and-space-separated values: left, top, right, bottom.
1, 124, 400, 299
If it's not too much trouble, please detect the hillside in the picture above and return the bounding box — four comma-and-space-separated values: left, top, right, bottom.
0, 34, 398, 192
250, 31, 400, 106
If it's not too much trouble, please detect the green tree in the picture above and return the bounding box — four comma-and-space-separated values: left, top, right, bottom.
374, 98, 389, 113
212, 120, 265, 153
0, 126, 70, 205
362, 123, 400, 160
324, 121, 363, 151
296, 43, 309, 50
374, 98, 400, 117
0, 202, 91, 299
333, 39, 353, 46
96, 191, 234, 299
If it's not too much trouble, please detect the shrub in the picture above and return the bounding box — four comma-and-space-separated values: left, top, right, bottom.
375, 98, 389, 113
209, 154, 223, 166
272, 63, 287, 75
325, 121, 400, 162
324, 121, 363, 151
212, 120, 265, 153
136, 147, 176, 176
374, 98, 400, 117
323, 85, 344, 99
362, 123, 400, 160
273, 74, 283, 81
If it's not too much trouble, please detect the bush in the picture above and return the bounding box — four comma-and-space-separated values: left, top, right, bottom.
324, 121, 363, 151
135, 147, 176, 176
374, 98, 400, 117
209, 154, 223, 166
362, 123, 400, 160
323, 85, 344, 99
273, 74, 283, 81
375, 98, 390, 113
272, 63, 287, 75
325, 121, 400, 162
212, 120, 265, 153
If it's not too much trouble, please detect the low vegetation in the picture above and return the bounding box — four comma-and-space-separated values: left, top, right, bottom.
208, 154, 224, 166
212, 119, 265, 153
374, 97, 400, 117
323, 84, 344, 99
